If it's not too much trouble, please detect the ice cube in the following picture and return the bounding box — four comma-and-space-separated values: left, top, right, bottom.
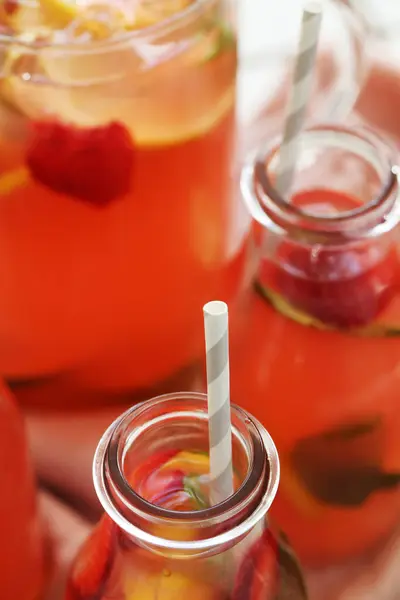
63, 4, 128, 41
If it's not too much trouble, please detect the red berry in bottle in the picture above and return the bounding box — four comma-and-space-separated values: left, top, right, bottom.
232, 530, 278, 600
139, 468, 186, 506
271, 242, 398, 328
4, 0, 18, 15
26, 120, 135, 206
128, 450, 179, 490
65, 514, 116, 600
128, 450, 188, 508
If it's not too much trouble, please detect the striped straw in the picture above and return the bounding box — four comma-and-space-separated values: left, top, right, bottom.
276, 1, 323, 198
203, 301, 234, 505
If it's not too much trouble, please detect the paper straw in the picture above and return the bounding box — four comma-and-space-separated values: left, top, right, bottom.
203, 301, 234, 505
276, 1, 323, 198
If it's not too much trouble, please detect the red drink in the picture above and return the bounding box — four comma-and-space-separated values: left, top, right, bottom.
65, 392, 307, 600
0, 0, 254, 409
259, 188, 398, 329
231, 126, 400, 566
0, 382, 45, 599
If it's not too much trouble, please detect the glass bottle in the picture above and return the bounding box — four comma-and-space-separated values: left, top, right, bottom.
240, 0, 366, 154
65, 392, 308, 600
230, 124, 400, 567
0, 381, 46, 599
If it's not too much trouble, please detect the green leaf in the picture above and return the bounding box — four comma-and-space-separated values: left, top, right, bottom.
254, 280, 332, 331
183, 476, 210, 510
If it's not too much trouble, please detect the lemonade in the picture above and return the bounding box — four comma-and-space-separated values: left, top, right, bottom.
65, 393, 307, 600
0, 0, 252, 408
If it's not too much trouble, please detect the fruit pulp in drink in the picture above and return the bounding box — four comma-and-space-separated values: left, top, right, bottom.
230, 187, 400, 565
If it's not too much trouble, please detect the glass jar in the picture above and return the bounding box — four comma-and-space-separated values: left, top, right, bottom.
230, 125, 400, 567
0, 0, 255, 410
65, 392, 308, 600
0, 381, 46, 599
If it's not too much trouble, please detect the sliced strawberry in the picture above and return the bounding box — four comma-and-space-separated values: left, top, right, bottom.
128, 450, 180, 491
264, 243, 399, 329
4, 0, 18, 15
139, 468, 185, 505
66, 514, 116, 600
128, 449, 214, 511
26, 120, 135, 206
232, 529, 278, 600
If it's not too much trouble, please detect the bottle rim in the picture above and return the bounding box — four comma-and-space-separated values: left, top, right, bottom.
93, 392, 280, 553
241, 123, 400, 245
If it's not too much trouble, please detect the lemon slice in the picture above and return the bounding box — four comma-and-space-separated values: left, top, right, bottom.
0, 38, 41, 131
38, 0, 79, 28
36, 0, 166, 32
0, 166, 29, 196
256, 280, 400, 338
1, 5, 235, 151
255, 281, 332, 332
133, 87, 235, 146
124, 5, 163, 30
161, 451, 210, 475
1, 41, 33, 107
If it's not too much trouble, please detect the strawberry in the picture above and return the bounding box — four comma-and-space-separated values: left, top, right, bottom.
128, 450, 180, 491
4, 0, 18, 15
139, 468, 186, 505
260, 187, 400, 329
129, 450, 212, 511
65, 514, 116, 600
264, 243, 399, 329
26, 120, 135, 206
232, 529, 278, 600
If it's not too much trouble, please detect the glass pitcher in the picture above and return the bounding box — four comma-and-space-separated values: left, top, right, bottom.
0, 0, 366, 411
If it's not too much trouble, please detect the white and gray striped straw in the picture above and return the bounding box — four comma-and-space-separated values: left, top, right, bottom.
203, 301, 234, 505
276, 1, 323, 198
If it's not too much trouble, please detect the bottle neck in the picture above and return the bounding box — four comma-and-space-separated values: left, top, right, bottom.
243, 125, 400, 246
93, 393, 279, 558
